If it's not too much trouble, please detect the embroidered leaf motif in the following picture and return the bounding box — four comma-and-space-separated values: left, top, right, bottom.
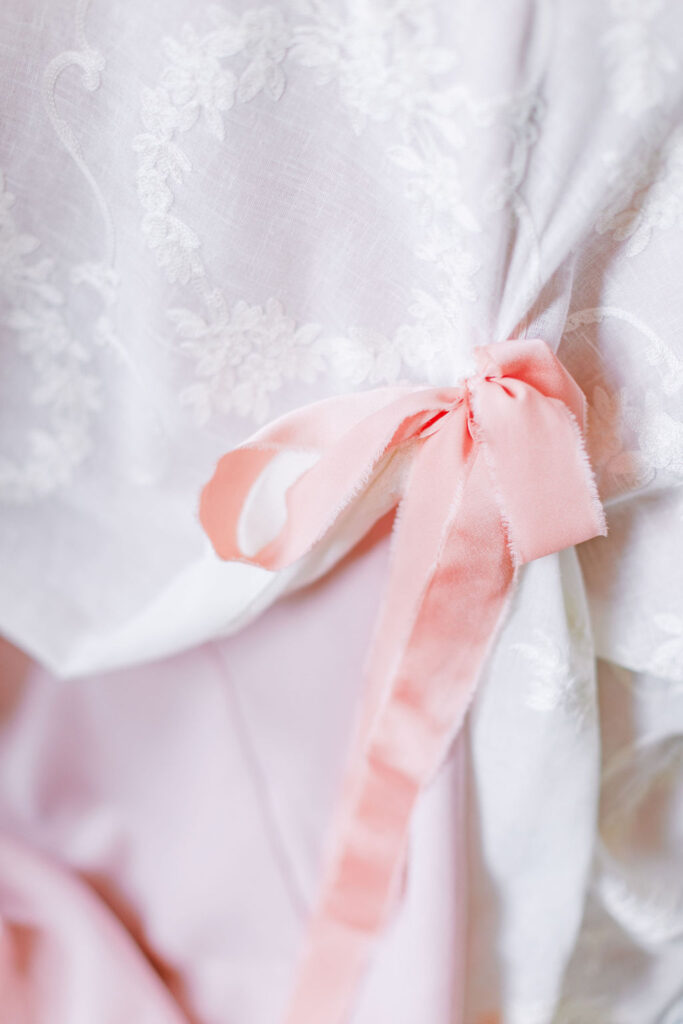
513, 624, 593, 719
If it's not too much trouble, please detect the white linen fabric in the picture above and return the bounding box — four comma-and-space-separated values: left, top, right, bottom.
1, 0, 682, 1021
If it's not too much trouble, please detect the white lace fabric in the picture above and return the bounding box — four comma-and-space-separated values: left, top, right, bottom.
1, 1, 683, 1022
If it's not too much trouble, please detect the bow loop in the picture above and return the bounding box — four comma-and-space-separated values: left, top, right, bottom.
200, 386, 459, 570
476, 336, 587, 423
470, 351, 605, 565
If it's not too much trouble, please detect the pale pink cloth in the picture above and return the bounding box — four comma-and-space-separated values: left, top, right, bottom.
0, 832, 189, 1024
0, 547, 465, 1024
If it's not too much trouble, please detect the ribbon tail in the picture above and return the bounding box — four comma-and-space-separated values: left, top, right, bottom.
282, 410, 517, 1024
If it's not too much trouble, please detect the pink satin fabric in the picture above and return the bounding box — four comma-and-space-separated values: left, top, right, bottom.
0, 833, 189, 1024
200, 339, 607, 1024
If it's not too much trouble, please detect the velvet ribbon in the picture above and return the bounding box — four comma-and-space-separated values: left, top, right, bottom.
199, 338, 607, 1024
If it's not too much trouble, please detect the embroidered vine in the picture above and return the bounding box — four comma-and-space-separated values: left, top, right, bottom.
565, 306, 683, 395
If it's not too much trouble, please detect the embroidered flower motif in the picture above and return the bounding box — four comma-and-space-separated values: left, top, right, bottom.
137, 86, 198, 143
388, 129, 483, 309
0, 172, 103, 503
324, 290, 473, 388
238, 8, 289, 102
289, 0, 490, 312
513, 619, 593, 719
388, 136, 482, 307
134, 86, 201, 283
140, 207, 202, 286
596, 128, 683, 256
0, 195, 58, 305
171, 299, 325, 423
134, 8, 290, 291
389, 145, 478, 228
416, 224, 480, 304
394, 290, 474, 381
132, 9, 311, 421
157, 8, 289, 132
586, 383, 683, 499
325, 326, 404, 386
289, 0, 457, 136
161, 25, 239, 140
626, 389, 683, 478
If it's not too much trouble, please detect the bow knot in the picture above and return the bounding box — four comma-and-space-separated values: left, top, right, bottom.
200, 338, 606, 1024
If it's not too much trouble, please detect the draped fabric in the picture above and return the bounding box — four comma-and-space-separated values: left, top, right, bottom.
1, 1, 683, 1022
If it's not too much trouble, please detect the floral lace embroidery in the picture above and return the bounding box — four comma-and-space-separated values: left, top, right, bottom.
133, 7, 335, 422
132, 4, 473, 423
134, 3, 545, 422
0, 0, 143, 503
0, 173, 101, 503
288, 0, 488, 311
325, 290, 474, 387
625, 389, 683, 478
288, 0, 458, 137
595, 127, 683, 257
512, 611, 594, 720
170, 299, 326, 424
586, 383, 683, 500
134, 6, 290, 288
289, 2, 544, 321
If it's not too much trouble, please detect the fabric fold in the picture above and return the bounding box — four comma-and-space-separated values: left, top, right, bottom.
0, 834, 189, 1024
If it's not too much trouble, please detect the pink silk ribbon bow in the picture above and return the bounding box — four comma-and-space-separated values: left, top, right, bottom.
199, 338, 607, 1024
